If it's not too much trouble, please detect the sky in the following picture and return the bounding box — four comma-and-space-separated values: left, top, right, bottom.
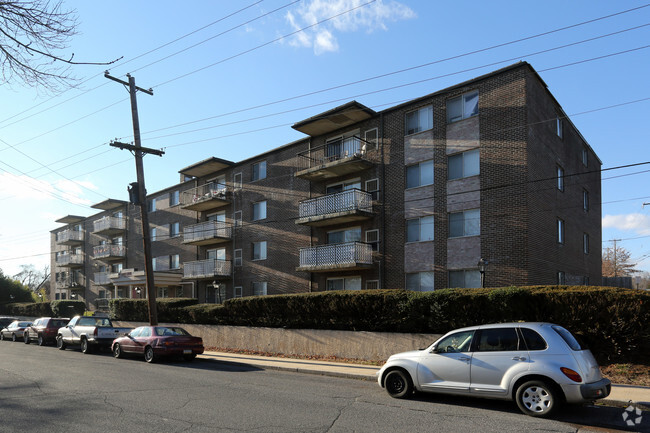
0, 0, 649, 278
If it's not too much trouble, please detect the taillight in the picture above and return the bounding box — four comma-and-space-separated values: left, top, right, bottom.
561, 367, 582, 382
94, 328, 98, 337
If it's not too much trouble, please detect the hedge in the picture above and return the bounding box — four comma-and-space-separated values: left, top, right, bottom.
107, 286, 650, 364
2, 302, 53, 317
50, 300, 86, 317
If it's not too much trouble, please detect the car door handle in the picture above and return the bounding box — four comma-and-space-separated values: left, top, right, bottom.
459, 356, 471, 362
512, 356, 527, 361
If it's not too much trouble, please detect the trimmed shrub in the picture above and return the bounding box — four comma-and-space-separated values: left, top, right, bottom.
110, 298, 199, 322
4, 302, 53, 317
50, 300, 86, 317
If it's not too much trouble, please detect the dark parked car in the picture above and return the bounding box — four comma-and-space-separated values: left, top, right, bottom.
24, 317, 70, 346
0, 321, 33, 342
112, 326, 204, 363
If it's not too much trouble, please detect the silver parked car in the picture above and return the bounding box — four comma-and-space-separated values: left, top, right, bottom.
377, 322, 611, 417
0, 321, 33, 342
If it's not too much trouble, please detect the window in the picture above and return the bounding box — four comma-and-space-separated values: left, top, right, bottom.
520, 328, 547, 351
406, 160, 434, 189
434, 330, 473, 353
557, 218, 564, 244
234, 249, 242, 267
253, 201, 267, 221
366, 280, 379, 290
364, 128, 378, 150
252, 161, 267, 181
253, 241, 267, 260
234, 210, 242, 228
326, 178, 360, 194
581, 148, 588, 166
476, 328, 520, 352
153, 256, 170, 271
448, 149, 479, 180
171, 254, 180, 269
170, 190, 179, 206
405, 105, 433, 135
365, 178, 379, 201
556, 117, 563, 138
557, 271, 566, 285
234, 286, 242, 298
583, 189, 589, 212
234, 172, 242, 190
406, 216, 434, 242
148, 198, 156, 212
158, 287, 168, 298
583, 233, 589, 255
405, 272, 434, 292
170, 222, 180, 238
449, 209, 480, 237
365, 229, 379, 251
253, 282, 267, 296
557, 165, 564, 191
150, 227, 157, 241
447, 91, 479, 123
328, 227, 361, 244
111, 263, 123, 273
449, 270, 481, 288
327, 276, 361, 291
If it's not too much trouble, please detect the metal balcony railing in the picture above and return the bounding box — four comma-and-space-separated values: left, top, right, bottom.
94, 272, 111, 285
183, 221, 232, 244
95, 298, 110, 310
56, 274, 86, 289
299, 189, 372, 219
93, 216, 125, 233
180, 184, 230, 208
295, 137, 379, 172
299, 242, 373, 269
55, 229, 84, 244
93, 244, 126, 259
183, 259, 232, 279
55, 253, 84, 267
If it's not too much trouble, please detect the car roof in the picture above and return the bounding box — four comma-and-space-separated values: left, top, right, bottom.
447, 322, 558, 333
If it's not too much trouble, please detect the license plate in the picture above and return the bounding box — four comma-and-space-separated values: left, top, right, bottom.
183, 349, 192, 354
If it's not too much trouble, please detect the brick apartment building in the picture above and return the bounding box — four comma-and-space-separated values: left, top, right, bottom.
50, 62, 602, 310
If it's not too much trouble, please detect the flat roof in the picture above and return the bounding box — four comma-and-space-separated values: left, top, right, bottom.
91, 199, 128, 211
179, 157, 234, 178
292, 101, 376, 136
54, 215, 86, 224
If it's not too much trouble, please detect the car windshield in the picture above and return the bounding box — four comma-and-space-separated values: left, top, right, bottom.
50, 320, 69, 327
18, 322, 31, 327
552, 325, 583, 351
155, 327, 190, 337
435, 330, 474, 353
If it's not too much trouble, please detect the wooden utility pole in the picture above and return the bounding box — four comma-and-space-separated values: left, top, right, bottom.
105, 72, 162, 325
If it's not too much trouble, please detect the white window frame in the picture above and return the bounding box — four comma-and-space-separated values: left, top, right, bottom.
366, 280, 379, 290
405, 105, 433, 135
365, 178, 379, 201
446, 90, 479, 123
406, 216, 434, 243
448, 270, 481, 289
326, 178, 360, 194
364, 128, 378, 151
557, 218, 565, 244
149, 198, 156, 213
365, 229, 379, 251
170, 190, 180, 206
556, 117, 563, 138
234, 210, 243, 228
448, 149, 480, 180
583, 233, 589, 255
558, 271, 566, 284
448, 209, 480, 238
252, 241, 267, 261
234, 286, 243, 298
234, 249, 242, 267
170, 222, 180, 238
326, 276, 361, 291
252, 201, 267, 221
253, 282, 267, 296
405, 272, 434, 292
234, 172, 242, 190
327, 227, 361, 244
252, 161, 267, 181
406, 160, 434, 189
170, 254, 180, 269
583, 189, 589, 212
557, 165, 564, 191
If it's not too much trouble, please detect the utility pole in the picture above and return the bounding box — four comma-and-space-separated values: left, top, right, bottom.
105, 72, 162, 326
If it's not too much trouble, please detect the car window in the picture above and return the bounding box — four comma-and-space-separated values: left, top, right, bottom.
129, 327, 143, 338
520, 328, 547, 351
140, 327, 152, 337
18, 322, 31, 327
50, 319, 69, 328
476, 328, 520, 352
552, 325, 583, 351
435, 330, 474, 353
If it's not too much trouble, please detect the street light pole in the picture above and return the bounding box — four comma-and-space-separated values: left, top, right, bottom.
478, 258, 489, 288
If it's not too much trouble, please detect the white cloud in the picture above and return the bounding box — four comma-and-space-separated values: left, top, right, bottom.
602, 213, 650, 235
0, 172, 94, 206
285, 0, 415, 54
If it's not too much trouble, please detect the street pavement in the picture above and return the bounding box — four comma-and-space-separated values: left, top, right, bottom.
200, 351, 650, 408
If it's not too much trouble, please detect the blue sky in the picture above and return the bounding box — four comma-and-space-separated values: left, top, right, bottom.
1, 0, 649, 278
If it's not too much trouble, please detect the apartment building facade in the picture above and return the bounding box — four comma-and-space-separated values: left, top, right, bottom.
50, 62, 602, 309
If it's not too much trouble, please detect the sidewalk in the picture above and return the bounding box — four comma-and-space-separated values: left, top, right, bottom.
199, 351, 650, 407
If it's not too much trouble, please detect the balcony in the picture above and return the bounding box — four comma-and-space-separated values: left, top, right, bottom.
55, 229, 84, 245
95, 298, 110, 311
94, 272, 111, 285
180, 184, 231, 212
296, 189, 373, 227
295, 138, 378, 181
56, 274, 85, 289
183, 221, 232, 246
93, 216, 125, 236
55, 253, 84, 268
297, 242, 373, 272
183, 259, 232, 279
93, 244, 126, 260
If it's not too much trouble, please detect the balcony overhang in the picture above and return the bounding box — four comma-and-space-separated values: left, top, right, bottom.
179, 157, 234, 179
182, 236, 231, 246
294, 155, 374, 181
292, 101, 376, 136
91, 199, 127, 211
295, 209, 374, 227
181, 196, 230, 212
296, 263, 373, 273
93, 227, 125, 237
55, 215, 86, 224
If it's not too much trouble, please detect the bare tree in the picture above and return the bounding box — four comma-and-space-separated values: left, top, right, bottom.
602, 245, 638, 277
0, 1, 121, 90
12, 264, 49, 291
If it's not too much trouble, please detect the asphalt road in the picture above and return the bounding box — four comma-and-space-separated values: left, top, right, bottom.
0, 341, 646, 433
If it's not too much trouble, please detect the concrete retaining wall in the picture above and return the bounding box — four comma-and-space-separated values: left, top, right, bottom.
114, 321, 441, 362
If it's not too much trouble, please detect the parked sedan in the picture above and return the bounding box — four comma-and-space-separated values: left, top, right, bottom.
0, 317, 18, 328
377, 322, 611, 417
24, 317, 70, 346
0, 321, 33, 342
112, 326, 204, 363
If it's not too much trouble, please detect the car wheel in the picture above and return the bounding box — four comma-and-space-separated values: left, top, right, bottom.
0, 333, 4, 341
113, 343, 123, 359
24, 333, 30, 344
12, 333, 17, 342
80, 338, 92, 354
183, 354, 197, 362
56, 335, 66, 350
144, 346, 155, 363
37, 334, 45, 346
384, 369, 413, 399
516, 380, 558, 417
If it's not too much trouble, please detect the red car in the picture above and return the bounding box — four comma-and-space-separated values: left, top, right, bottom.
111, 326, 204, 363
24, 317, 70, 346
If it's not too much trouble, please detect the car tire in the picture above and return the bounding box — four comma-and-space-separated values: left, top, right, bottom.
56, 335, 66, 350
144, 346, 155, 363
113, 343, 123, 359
80, 337, 92, 354
37, 334, 45, 346
516, 380, 559, 417
384, 369, 413, 399
0, 333, 4, 341
24, 333, 30, 344
12, 333, 17, 342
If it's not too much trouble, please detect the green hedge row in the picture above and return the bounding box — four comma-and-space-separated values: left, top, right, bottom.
2, 302, 53, 317
109, 286, 649, 364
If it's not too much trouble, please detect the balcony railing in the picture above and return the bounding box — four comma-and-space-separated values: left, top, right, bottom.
93, 216, 125, 235
183, 221, 232, 245
93, 244, 126, 260
297, 189, 373, 226
295, 138, 378, 180
183, 259, 232, 279
180, 184, 230, 211
95, 298, 110, 311
94, 272, 111, 285
56, 274, 85, 289
55, 229, 84, 245
55, 253, 84, 267
298, 242, 373, 272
